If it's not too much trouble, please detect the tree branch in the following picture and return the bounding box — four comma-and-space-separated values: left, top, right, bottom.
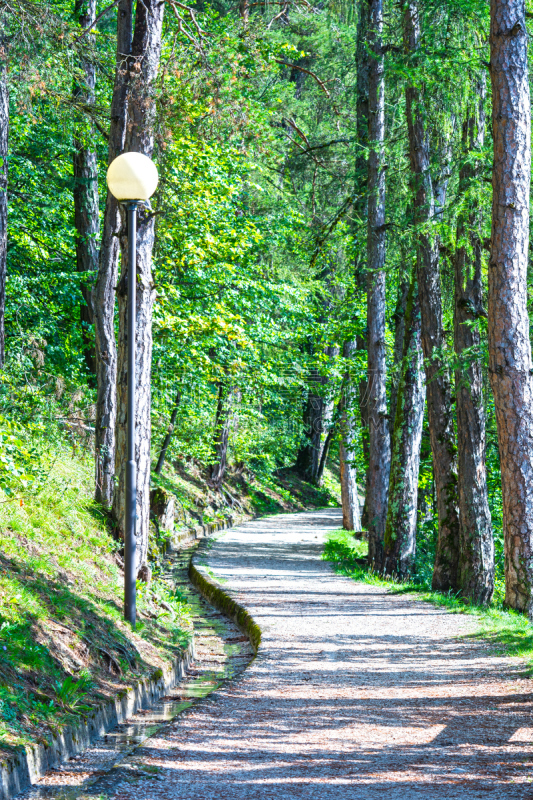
75, 0, 120, 40
274, 58, 330, 97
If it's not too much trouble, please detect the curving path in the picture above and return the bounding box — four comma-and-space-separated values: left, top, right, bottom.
91, 509, 533, 799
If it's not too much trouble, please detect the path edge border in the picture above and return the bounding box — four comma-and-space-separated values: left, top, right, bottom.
1, 515, 250, 800
0, 639, 195, 800
189, 555, 261, 653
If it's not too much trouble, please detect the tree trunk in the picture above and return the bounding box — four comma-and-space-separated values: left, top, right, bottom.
295, 374, 326, 482
154, 390, 181, 476
340, 340, 362, 531
210, 381, 235, 489
454, 82, 494, 605
488, 0, 533, 614
390, 275, 410, 421
73, 0, 98, 377
94, 0, 133, 508
403, 0, 460, 592
355, 0, 369, 517
112, 0, 165, 572
316, 425, 334, 488
383, 276, 425, 577
355, 0, 369, 189
0, 41, 8, 368
366, 0, 390, 570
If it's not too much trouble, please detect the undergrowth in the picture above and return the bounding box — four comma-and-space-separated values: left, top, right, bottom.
323, 528, 533, 674
0, 439, 192, 753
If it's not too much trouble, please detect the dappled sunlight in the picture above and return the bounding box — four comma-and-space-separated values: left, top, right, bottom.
75, 509, 533, 799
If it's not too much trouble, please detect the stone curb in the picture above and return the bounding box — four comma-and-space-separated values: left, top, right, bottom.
189, 547, 261, 654
0, 639, 195, 800
1, 514, 254, 800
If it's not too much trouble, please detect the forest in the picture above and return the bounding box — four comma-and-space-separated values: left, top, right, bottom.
0, 0, 530, 622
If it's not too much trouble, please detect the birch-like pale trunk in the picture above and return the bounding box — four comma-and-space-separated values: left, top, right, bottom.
112, 0, 165, 572
454, 82, 494, 605
366, 0, 390, 570
403, 0, 460, 591
94, 0, 132, 508
489, 0, 533, 614
383, 276, 425, 577
73, 0, 98, 377
340, 340, 362, 531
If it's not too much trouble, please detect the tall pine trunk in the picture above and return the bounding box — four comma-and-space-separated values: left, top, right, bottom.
403, 0, 460, 591
454, 83, 494, 605
390, 275, 410, 421
488, 0, 533, 614
340, 340, 362, 531
94, 0, 132, 508
383, 276, 425, 577
366, 0, 390, 569
112, 0, 165, 572
355, 0, 370, 513
73, 0, 98, 377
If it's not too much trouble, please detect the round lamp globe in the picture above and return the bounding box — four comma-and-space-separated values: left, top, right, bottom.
106, 152, 159, 201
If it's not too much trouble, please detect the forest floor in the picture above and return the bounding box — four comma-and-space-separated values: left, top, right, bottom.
26, 507, 533, 800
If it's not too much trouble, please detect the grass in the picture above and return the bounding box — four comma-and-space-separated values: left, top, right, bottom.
0, 435, 341, 756
323, 528, 533, 674
154, 456, 341, 530
0, 441, 193, 754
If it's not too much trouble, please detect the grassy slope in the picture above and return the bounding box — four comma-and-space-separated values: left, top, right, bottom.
0, 447, 193, 756
0, 444, 340, 756
154, 457, 341, 530
323, 529, 533, 675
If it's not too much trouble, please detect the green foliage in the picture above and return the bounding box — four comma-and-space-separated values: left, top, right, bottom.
54, 674, 93, 710
0, 0, 527, 752
0, 439, 192, 750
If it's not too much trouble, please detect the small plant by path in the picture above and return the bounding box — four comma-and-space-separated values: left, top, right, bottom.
323, 528, 533, 675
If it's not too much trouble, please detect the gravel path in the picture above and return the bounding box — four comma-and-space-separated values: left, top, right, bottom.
80, 510, 533, 797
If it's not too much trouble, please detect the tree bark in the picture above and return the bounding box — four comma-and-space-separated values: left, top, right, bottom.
454, 81, 494, 605
94, 0, 133, 508
488, 0, 533, 614
366, 0, 390, 570
154, 389, 181, 476
0, 35, 8, 368
383, 276, 425, 577
403, 0, 460, 592
295, 373, 326, 482
112, 0, 165, 572
340, 340, 362, 531
390, 275, 410, 421
355, 0, 369, 516
73, 0, 99, 377
210, 381, 235, 489
355, 0, 369, 188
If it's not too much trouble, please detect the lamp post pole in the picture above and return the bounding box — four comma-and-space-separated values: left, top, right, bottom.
105, 151, 158, 629
124, 200, 138, 628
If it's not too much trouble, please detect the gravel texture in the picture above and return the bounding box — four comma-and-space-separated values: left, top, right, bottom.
17, 545, 253, 799
26, 509, 533, 798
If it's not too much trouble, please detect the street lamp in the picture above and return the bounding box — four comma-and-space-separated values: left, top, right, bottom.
106, 152, 159, 628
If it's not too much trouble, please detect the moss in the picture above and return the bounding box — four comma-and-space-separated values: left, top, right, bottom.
189, 560, 261, 653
